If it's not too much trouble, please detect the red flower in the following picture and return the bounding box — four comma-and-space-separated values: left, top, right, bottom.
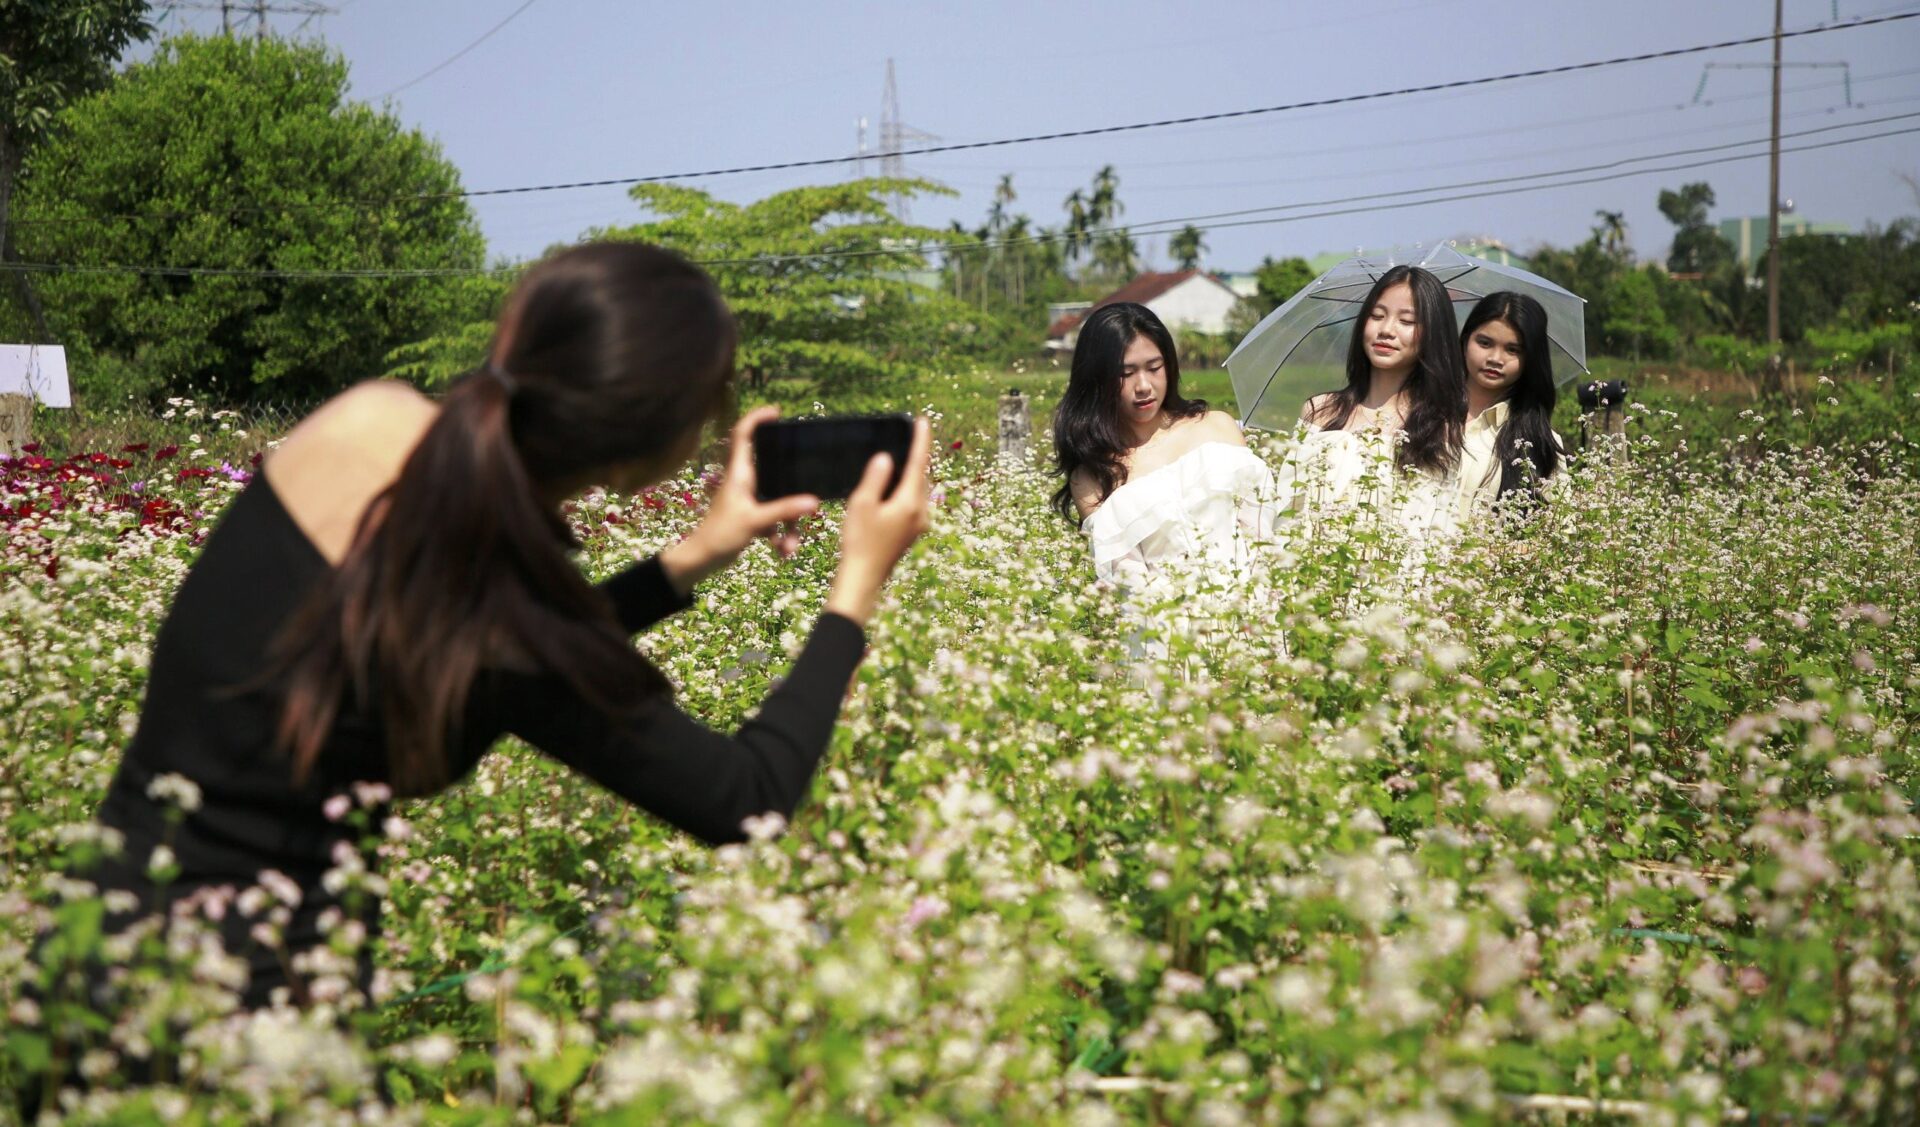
154, 445, 180, 460
122, 443, 150, 453
21, 443, 40, 454
177, 467, 213, 480
43, 556, 58, 579
950, 440, 963, 451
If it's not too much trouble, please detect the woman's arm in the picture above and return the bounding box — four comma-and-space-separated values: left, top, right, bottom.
596, 557, 695, 634
498, 612, 866, 845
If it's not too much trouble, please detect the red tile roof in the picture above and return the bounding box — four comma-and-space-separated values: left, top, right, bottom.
1046, 270, 1211, 338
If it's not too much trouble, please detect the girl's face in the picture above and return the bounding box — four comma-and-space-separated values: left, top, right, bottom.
1464, 317, 1525, 399
1119, 333, 1168, 426
1363, 283, 1420, 375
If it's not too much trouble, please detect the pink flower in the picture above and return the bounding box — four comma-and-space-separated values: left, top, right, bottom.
322, 794, 351, 822
904, 895, 947, 928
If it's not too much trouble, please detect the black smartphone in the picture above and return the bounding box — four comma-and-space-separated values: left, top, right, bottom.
753, 414, 914, 502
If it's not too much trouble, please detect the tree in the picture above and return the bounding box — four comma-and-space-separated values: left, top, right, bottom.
1228, 255, 1315, 334
0, 0, 152, 339
1593, 209, 1630, 261
1657, 181, 1733, 274
15, 34, 486, 404
597, 179, 1002, 392
1169, 225, 1207, 271
1602, 266, 1677, 359
1062, 188, 1091, 267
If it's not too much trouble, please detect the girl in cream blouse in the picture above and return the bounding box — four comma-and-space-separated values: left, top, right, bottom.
1456, 292, 1564, 520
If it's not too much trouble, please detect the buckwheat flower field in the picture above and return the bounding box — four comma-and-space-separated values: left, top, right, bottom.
2, 403, 1916, 1124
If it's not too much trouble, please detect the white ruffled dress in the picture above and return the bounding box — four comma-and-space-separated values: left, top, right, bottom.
1081, 442, 1280, 594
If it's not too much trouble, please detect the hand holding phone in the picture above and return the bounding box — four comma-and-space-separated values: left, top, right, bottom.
753, 414, 915, 502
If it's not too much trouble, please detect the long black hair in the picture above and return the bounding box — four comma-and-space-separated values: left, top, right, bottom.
1460, 291, 1560, 504
1051, 302, 1207, 521
1310, 265, 1465, 476
274, 243, 738, 794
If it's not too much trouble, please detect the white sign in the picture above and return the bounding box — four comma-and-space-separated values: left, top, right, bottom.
0, 344, 71, 408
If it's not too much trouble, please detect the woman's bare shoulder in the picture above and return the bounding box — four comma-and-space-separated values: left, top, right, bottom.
1198, 409, 1246, 443
272, 381, 437, 465
265, 381, 441, 563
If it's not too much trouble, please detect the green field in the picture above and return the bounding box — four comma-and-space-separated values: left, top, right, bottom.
3, 373, 1917, 1123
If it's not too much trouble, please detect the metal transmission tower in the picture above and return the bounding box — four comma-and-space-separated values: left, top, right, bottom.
876, 58, 937, 218
168, 1, 335, 39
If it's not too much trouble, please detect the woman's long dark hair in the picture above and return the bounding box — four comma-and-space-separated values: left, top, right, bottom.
1461, 291, 1560, 504
274, 243, 738, 794
1051, 302, 1207, 521
1311, 265, 1465, 476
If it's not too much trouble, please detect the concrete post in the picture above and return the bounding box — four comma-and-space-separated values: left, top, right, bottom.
998, 389, 1031, 464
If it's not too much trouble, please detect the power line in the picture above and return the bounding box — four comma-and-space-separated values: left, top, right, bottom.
914, 64, 1920, 178
7, 119, 1914, 280
379, 0, 540, 98
11, 10, 1916, 234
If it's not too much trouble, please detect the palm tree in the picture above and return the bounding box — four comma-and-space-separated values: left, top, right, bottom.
1093, 229, 1138, 284
1593, 209, 1629, 260
1089, 164, 1123, 228
1170, 224, 1207, 271
1062, 188, 1091, 268
989, 174, 1016, 235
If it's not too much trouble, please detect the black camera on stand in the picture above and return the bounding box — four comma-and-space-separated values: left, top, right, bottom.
1577, 380, 1629, 411
1577, 379, 1629, 452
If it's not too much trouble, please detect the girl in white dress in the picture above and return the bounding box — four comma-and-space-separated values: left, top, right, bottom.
1456, 292, 1564, 521
1052, 302, 1276, 593
1295, 265, 1467, 539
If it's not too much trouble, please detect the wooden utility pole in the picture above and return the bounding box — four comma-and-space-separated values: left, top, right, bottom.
1765, 0, 1784, 359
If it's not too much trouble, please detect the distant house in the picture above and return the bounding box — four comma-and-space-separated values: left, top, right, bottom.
1045, 270, 1241, 352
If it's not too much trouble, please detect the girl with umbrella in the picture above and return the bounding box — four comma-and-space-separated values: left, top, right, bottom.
1293, 265, 1466, 538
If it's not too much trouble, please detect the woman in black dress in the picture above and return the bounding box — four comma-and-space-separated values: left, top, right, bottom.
20, 242, 930, 1098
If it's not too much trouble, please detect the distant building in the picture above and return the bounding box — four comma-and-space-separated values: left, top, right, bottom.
1216, 271, 1261, 299
1717, 215, 1852, 267
1045, 270, 1241, 352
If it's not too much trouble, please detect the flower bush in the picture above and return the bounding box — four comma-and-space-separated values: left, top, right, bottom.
1, 400, 1916, 1123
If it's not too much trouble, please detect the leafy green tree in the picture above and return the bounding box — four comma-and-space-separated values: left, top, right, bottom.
0, 0, 152, 338
1603, 266, 1677, 359
1657, 181, 1733, 274
381, 270, 514, 386
1530, 235, 1627, 355
1228, 255, 1315, 334
15, 34, 485, 404
597, 178, 999, 392
1169, 225, 1207, 271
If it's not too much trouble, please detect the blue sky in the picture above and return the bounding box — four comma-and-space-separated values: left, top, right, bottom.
158, 0, 1920, 271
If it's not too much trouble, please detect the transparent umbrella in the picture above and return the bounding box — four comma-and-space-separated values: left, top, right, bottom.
1227, 243, 1588, 432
